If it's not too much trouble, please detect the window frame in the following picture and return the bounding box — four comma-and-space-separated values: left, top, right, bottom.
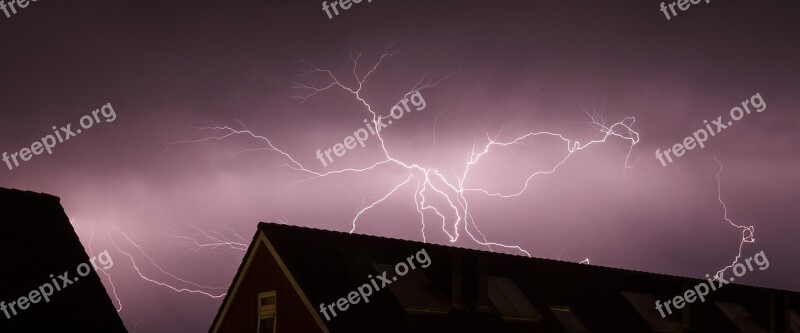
257, 291, 277, 333
549, 305, 591, 333
487, 276, 542, 322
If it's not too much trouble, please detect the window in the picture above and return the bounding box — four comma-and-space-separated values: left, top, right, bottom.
488, 276, 542, 322
549, 305, 590, 333
620, 291, 682, 332
714, 301, 768, 333
258, 318, 274, 333
258, 291, 277, 333
373, 264, 450, 314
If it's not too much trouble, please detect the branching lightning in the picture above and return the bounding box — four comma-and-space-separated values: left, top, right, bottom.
164, 46, 641, 258
166, 224, 249, 253
109, 227, 227, 298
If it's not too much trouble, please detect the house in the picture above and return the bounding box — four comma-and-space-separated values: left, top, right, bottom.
0, 187, 127, 333
210, 222, 800, 333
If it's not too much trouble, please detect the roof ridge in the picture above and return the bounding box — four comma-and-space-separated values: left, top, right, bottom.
256, 221, 800, 294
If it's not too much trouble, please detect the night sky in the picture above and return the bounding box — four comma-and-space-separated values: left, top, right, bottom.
1, 0, 798, 332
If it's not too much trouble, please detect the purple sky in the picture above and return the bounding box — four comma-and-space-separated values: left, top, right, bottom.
1, 0, 799, 331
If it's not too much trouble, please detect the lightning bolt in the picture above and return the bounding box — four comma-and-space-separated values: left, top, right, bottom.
166, 224, 248, 253
275, 215, 289, 225
708, 157, 756, 281
164, 46, 640, 259
109, 227, 227, 298
85, 224, 123, 312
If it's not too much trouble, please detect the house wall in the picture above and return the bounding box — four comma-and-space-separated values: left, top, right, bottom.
215, 241, 325, 333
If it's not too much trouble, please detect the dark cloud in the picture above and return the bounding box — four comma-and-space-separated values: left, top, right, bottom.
0, 0, 798, 331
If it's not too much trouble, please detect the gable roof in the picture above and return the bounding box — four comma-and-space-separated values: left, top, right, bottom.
209, 227, 329, 333
0, 187, 127, 332
212, 222, 800, 332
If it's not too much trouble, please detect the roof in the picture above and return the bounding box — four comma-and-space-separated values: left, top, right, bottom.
0, 187, 127, 333
212, 222, 799, 332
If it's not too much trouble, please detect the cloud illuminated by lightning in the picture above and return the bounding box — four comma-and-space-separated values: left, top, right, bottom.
109, 227, 227, 298
163, 46, 641, 259
552, 156, 756, 276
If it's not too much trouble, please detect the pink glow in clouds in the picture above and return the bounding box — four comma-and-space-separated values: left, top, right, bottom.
0, 0, 799, 331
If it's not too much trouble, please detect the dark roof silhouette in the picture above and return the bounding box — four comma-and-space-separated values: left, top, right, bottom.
211, 222, 799, 332
0, 187, 127, 333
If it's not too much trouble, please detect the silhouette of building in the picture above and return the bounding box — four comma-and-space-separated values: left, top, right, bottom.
0, 188, 127, 333
211, 222, 800, 333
